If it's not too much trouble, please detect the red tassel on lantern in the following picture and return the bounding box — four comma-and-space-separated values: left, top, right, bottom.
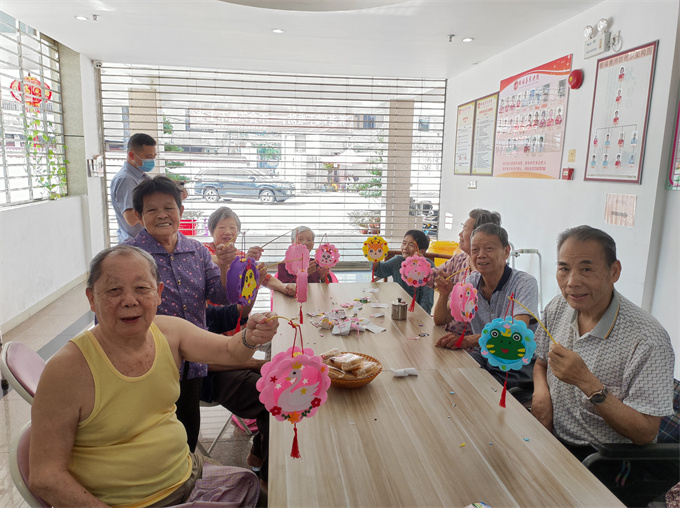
407, 287, 417, 312
234, 306, 244, 333
299, 304, 304, 324
499, 372, 509, 408
454, 322, 467, 348
291, 424, 301, 459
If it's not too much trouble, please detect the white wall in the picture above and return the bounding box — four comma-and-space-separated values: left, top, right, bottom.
651, 192, 680, 377
0, 197, 88, 330
80, 53, 108, 259
0, 49, 106, 333
441, 0, 680, 373
441, 1, 678, 301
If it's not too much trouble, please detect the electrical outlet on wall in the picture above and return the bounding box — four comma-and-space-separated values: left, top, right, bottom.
467, 180, 477, 189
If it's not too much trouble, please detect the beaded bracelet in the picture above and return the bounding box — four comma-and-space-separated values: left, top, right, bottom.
242, 329, 258, 349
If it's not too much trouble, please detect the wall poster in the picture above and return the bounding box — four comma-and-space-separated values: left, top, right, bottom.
493, 55, 572, 179
668, 94, 680, 190
454, 101, 475, 175
471, 93, 498, 175
585, 41, 658, 183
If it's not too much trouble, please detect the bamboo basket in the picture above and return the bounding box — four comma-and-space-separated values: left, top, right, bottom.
329, 352, 382, 389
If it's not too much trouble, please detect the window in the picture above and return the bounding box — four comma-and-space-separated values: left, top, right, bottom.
0, 11, 66, 205
362, 114, 376, 129
100, 64, 445, 264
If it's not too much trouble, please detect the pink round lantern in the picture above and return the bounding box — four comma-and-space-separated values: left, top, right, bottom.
257, 345, 331, 457
399, 255, 432, 312
314, 243, 340, 268
450, 282, 478, 323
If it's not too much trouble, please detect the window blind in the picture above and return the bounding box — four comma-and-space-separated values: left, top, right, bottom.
100, 64, 445, 265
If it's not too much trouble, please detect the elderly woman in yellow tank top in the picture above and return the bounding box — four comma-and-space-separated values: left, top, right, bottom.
28, 245, 278, 507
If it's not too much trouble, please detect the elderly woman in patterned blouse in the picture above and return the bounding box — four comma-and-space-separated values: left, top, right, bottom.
126, 176, 270, 488
430, 209, 501, 333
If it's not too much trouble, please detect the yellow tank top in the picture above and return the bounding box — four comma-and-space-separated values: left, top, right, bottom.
69, 323, 191, 507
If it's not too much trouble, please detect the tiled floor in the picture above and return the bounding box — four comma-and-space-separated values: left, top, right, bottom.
0, 270, 373, 506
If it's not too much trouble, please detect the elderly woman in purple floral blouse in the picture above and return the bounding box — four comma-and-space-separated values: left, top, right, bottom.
126, 176, 270, 487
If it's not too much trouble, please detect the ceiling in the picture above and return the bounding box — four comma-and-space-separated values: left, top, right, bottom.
2, 0, 603, 78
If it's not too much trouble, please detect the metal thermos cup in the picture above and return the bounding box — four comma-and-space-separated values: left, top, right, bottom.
391, 298, 407, 320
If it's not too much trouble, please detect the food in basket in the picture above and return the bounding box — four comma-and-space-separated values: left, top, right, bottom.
322, 351, 381, 385
327, 366, 357, 380
328, 353, 364, 372
320, 348, 341, 360
354, 361, 380, 378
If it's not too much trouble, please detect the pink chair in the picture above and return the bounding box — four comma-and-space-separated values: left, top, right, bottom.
10, 422, 50, 507
0, 342, 45, 403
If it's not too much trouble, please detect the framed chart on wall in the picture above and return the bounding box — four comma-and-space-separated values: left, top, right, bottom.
454, 101, 475, 175
668, 95, 680, 189
585, 41, 658, 183
471, 93, 499, 176
493, 55, 572, 179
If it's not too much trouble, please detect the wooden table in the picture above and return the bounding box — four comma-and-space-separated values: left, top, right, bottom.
268, 282, 622, 507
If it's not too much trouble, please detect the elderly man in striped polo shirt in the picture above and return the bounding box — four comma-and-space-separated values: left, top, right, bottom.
532, 226, 675, 506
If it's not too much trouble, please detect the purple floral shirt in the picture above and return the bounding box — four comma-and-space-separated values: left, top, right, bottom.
126, 229, 228, 379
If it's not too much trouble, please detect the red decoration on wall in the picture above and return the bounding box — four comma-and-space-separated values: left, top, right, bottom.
10, 76, 52, 106
568, 69, 584, 90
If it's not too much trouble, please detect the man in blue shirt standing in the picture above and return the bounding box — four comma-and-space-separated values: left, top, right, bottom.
110, 133, 157, 242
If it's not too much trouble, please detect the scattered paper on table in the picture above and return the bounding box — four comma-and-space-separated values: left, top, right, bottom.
363, 321, 386, 333
332, 321, 352, 335
370, 303, 390, 308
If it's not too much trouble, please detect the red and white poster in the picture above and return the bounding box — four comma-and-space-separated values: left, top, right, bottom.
493, 55, 572, 179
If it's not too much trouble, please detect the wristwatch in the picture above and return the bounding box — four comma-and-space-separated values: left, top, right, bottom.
587, 386, 609, 405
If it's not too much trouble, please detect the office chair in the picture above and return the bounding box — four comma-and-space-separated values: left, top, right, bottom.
582, 379, 680, 506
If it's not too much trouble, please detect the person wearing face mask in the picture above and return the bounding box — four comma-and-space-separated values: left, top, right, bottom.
110, 133, 157, 242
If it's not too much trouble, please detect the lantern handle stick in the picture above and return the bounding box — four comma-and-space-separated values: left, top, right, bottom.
264, 315, 297, 325
434, 267, 470, 293
507, 296, 556, 344
262, 257, 303, 270
260, 229, 296, 249
444, 267, 469, 282
216, 237, 238, 249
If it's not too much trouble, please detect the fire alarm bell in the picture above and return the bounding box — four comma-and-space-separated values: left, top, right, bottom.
561, 167, 574, 180
568, 69, 584, 89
